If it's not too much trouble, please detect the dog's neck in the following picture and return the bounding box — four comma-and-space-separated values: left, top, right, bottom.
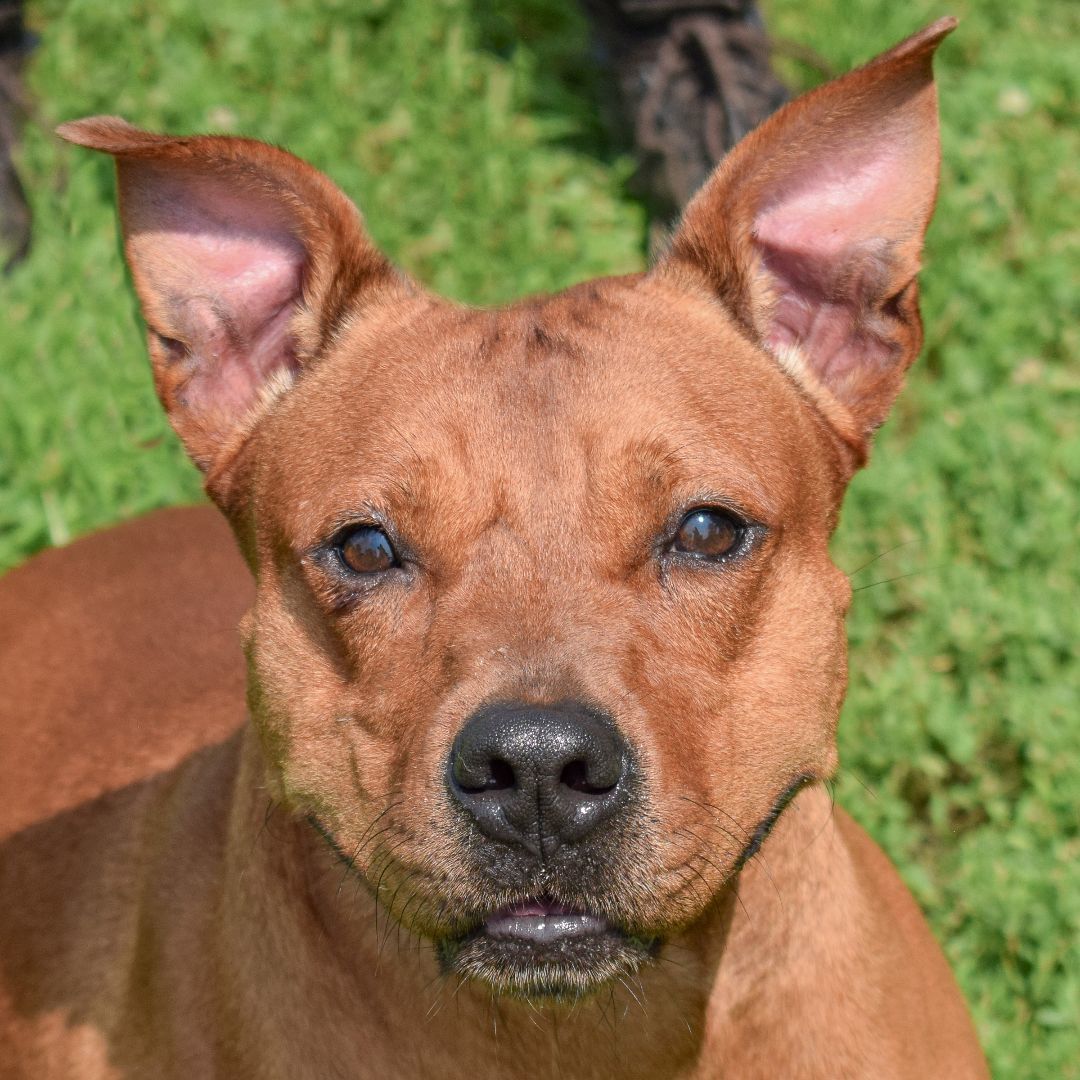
206, 728, 853, 1080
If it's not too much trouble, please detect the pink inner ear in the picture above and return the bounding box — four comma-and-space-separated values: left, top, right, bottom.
126, 166, 306, 422
753, 142, 915, 379
166, 234, 303, 418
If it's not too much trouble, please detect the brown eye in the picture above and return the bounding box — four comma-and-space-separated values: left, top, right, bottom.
337, 525, 397, 574
672, 509, 743, 560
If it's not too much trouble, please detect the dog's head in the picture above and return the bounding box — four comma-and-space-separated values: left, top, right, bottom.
61, 20, 953, 999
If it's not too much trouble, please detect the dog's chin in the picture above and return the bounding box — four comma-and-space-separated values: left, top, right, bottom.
438, 898, 659, 1001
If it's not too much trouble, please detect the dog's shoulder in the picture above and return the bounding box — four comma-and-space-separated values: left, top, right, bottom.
0, 506, 251, 838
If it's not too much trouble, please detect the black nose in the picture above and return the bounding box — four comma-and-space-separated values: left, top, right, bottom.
447, 703, 632, 857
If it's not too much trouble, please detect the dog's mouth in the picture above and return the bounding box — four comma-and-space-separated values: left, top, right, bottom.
440, 896, 659, 1000
483, 898, 609, 943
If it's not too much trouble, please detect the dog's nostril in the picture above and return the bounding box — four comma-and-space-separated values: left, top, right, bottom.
559, 758, 615, 795
487, 757, 515, 791
455, 755, 516, 793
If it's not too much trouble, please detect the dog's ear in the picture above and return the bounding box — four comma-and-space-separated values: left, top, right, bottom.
57, 117, 403, 487
657, 18, 955, 459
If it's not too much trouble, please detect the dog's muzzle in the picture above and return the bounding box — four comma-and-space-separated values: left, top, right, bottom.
441, 702, 653, 997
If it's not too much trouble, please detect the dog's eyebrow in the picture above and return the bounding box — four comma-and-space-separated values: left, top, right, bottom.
616, 431, 779, 522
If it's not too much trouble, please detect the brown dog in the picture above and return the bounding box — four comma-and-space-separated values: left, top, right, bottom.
0, 18, 988, 1078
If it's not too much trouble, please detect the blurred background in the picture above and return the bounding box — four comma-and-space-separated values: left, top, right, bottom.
0, 0, 1076, 1073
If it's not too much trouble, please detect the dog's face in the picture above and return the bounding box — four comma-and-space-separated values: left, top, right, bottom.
241, 278, 851, 992
61, 19, 952, 999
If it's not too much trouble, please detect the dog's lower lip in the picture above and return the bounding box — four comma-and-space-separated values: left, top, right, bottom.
484, 900, 610, 943
442, 899, 658, 999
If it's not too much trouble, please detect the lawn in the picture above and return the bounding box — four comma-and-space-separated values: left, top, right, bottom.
1, 0, 1077, 1074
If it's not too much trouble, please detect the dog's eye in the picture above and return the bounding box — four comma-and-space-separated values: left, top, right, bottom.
337, 525, 398, 574
671, 509, 743, 560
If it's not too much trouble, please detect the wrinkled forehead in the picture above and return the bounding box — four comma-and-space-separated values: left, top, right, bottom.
255, 277, 838, 542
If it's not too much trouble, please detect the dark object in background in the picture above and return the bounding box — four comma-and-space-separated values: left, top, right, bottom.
581, 0, 788, 235
0, 0, 31, 272
0, 2, 788, 271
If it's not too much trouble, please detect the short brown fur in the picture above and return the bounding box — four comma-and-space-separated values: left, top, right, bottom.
1, 19, 986, 1079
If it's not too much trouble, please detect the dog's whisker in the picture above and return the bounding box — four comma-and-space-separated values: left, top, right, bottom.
841, 538, 919, 579
851, 564, 945, 593
801, 781, 840, 852
394, 884, 426, 957
750, 852, 785, 907
834, 764, 879, 802
382, 870, 422, 957
677, 794, 790, 899
732, 880, 753, 928
679, 856, 731, 924
259, 797, 279, 840
336, 840, 365, 900
608, 984, 621, 1062
617, 974, 648, 1017
364, 840, 427, 953
678, 815, 744, 860
351, 806, 407, 865
683, 800, 785, 905
683, 840, 741, 903
424, 977, 449, 1022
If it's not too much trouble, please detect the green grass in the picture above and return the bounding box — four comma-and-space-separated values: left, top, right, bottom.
1, 0, 1077, 1074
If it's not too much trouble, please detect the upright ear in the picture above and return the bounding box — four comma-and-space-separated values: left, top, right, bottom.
657, 18, 956, 458
57, 117, 404, 487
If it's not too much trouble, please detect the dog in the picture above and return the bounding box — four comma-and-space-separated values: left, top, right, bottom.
0, 18, 988, 1078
